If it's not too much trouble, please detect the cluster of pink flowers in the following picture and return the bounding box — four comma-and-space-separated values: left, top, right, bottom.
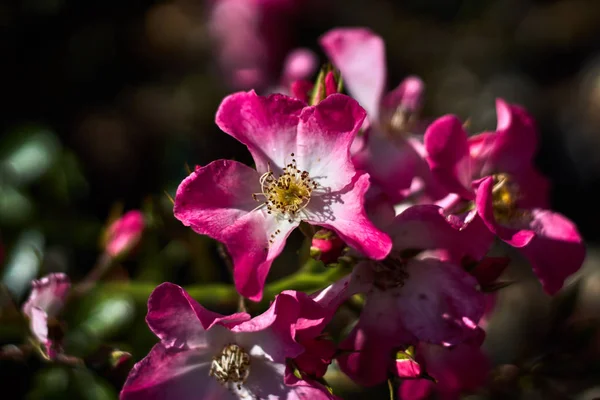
120, 27, 585, 399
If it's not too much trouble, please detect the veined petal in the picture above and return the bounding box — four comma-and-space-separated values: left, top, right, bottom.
119, 344, 222, 400
396, 258, 483, 345
23, 273, 70, 319
389, 205, 493, 262
215, 91, 306, 174
352, 132, 420, 203
173, 159, 261, 239
295, 94, 366, 191
320, 28, 386, 120
305, 173, 392, 260
487, 99, 538, 175
424, 115, 474, 199
234, 292, 304, 362
516, 209, 585, 295
337, 324, 397, 386
146, 283, 249, 350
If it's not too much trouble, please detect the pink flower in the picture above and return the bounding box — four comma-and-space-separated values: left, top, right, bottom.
312, 205, 488, 386
424, 100, 585, 294
320, 28, 442, 203
174, 91, 392, 301
399, 331, 489, 400
105, 210, 145, 258
475, 177, 585, 294
22, 273, 71, 359
120, 283, 337, 400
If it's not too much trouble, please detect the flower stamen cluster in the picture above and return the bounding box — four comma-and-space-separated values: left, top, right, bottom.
254, 154, 318, 223
209, 343, 251, 390
491, 173, 522, 223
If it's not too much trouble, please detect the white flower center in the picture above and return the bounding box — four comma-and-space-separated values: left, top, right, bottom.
209, 344, 251, 390
252, 153, 317, 223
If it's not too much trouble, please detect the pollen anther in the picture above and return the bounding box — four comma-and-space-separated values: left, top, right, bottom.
209, 344, 251, 390
254, 154, 316, 221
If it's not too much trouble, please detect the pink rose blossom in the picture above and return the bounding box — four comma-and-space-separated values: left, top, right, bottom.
424, 100, 585, 294
312, 205, 488, 386
105, 210, 145, 258
22, 273, 71, 359
120, 283, 337, 400
320, 28, 444, 203
174, 91, 392, 300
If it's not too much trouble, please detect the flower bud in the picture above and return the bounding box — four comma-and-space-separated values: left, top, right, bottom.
104, 210, 145, 258
310, 229, 345, 264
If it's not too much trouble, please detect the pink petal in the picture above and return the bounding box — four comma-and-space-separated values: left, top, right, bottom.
290, 80, 313, 103
388, 205, 493, 262
305, 173, 392, 260
380, 76, 425, 116
352, 132, 420, 203
234, 292, 304, 362
120, 344, 221, 400
228, 213, 298, 301
283, 374, 341, 400
30, 307, 49, 347
173, 160, 262, 238
320, 28, 385, 119
424, 116, 474, 199
295, 94, 366, 191
281, 48, 318, 86
146, 283, 249, 349
392, 258, 484, 345
22, 273, 70, 319
409, 341, 490, 399
487, 99, 538, 175
244, 358, 336, 400
215, 91, 306, 174
517, 209, 585, 295
337, 325, 397, 386
399, 380, 432, 400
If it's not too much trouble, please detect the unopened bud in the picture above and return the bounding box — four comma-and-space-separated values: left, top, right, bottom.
104, 210, 145, 258
310, 229, 344, 264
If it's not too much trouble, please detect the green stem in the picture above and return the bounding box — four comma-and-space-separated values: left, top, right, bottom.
99, 266, 347, 311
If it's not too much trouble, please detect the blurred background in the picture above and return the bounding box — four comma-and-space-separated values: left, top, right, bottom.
2, 0, 600, 398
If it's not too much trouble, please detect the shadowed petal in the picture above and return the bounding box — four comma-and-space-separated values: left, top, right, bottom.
120, 344, 224, 400
320, 28, 386, 120
295, 94, 366, 191
215, 91, 306, 174
305, 173, 392, 260
424, 115, 473, 199
146, 283, 249, 349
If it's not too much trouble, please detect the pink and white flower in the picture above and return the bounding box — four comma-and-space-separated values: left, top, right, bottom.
320, 28, 444, 203
22, 273, 71, 359
120, 283, 337, 400
312, 205, 488, 386
424, 100, 585, 294
174, 91, 392, 301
